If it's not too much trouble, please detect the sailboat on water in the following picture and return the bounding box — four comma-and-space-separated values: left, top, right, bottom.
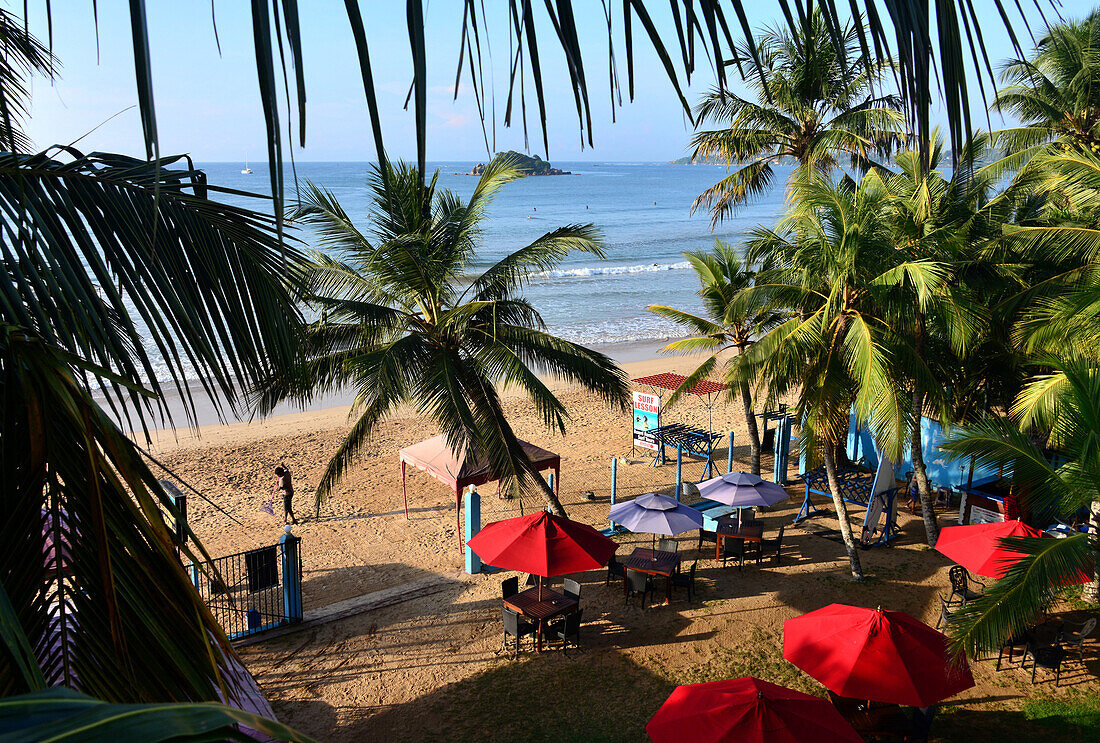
241, 155, 253, 175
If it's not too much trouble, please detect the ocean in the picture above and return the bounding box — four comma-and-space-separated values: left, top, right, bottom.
199, 161, 790, 367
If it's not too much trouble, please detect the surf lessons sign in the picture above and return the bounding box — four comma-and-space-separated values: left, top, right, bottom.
633, 391, 661, 451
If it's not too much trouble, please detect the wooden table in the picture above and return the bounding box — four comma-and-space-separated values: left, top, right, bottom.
503, 586, 578, 652
623, 547, 681, 604
715, 520, 763, 564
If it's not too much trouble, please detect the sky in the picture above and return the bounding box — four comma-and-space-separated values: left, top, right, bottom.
22, 1, 1040, 164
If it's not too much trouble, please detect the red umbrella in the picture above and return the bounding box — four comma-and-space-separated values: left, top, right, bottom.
466, 511, 618, 597
646, 677, 863, 743
783, 604, 974, 708
935, 519, 1044, 578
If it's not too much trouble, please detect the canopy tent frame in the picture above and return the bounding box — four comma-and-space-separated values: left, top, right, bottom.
398, 435, 561, 544
632, 372, 727, 479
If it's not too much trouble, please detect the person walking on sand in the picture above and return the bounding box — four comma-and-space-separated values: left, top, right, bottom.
273, 464, 298, 525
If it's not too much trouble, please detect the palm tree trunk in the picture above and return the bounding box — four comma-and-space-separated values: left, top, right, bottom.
740, 380, 762, 475
822, 441, 864, 580
537, 475, 567, 517
1084, 500, 1100, 604
911, 386, 939, 547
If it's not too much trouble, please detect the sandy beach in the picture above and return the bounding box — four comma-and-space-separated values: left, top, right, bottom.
146, 354, 1097, 742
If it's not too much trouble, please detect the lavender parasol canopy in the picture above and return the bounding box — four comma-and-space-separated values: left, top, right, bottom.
697, 471, 789, 508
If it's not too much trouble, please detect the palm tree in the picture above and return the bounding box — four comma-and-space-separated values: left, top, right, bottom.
875, 133, 995, 545
0, 14, 312, 739
735, 171, 945, 579
942, 356, 1100, 657
689, 8, 903, 224
254, 156, 630, 517
647, 241, 783, 475
994, 10, 1100, 174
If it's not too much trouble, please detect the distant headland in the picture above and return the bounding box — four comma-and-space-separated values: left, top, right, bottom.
468, 151, 571, 176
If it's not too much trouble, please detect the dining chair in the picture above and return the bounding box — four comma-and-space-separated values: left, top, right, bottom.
758, 525, 785, 565
563, 577, 581, 602
625, 568, 652, 609
697, 528, 717, 552
547, 608, 584, 654
657, 537, 678, 553
671, 561, 698, 603
501, 576, 519, 600
500, 606, 535, 658
1060, 617, 1097, 664
948, 565, 984, 604
605, 554, 625, 586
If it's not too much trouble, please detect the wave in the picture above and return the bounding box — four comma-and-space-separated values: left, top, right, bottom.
532, 260, 691, 279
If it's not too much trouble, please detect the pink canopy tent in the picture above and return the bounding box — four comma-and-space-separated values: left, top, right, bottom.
399, 434, 561, 540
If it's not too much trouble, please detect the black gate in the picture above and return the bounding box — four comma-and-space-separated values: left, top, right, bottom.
188, 536, 302, 640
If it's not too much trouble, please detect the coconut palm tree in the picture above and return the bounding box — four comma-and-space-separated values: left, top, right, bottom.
689, 8, 903, 224
875, 132, 996, 546
994, 10, 1100, 174
0, 14, 313, 740
942, 356, 1100, 657
647, 241, 783, 475
735, 170, 946, 579
254, 156, 630, 516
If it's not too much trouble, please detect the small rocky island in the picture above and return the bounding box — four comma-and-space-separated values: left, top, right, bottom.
469, 150, 570, 176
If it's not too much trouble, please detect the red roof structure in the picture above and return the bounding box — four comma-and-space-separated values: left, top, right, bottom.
633, 372, 726, 396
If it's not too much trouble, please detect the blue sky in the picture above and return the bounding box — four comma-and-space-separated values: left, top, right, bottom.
25, 2, 1031, 163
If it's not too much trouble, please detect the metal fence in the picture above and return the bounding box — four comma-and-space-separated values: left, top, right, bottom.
187, 537, 302, 640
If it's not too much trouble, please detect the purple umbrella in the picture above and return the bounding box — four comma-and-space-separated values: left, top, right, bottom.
609, 492, 705, 547
697, 472, 789, 508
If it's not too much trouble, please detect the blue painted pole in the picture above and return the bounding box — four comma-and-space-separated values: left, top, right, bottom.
610, 458, 618, 530
280, 530, 302, 624
676, 444, 683, 500
774, 417, 793, 484
728, 430, 735, 473
464, 488, 483, 574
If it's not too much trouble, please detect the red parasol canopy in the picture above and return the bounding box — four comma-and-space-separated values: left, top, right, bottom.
466, 511, 618, 578
633, 372, 726, 396
935, 519, 1044, 579
646, 677, 863, 743
783, 604, 974, 708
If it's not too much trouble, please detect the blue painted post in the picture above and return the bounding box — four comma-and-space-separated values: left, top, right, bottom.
610, 458, 618, 529
728, 430, 735, 473
798, 430, 809, 474
188, 564, 199, 591
280, 530, 302, 624
464, 487, 482, 574
675, 444, 683, 500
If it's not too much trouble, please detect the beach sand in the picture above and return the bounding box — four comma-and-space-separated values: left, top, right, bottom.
146, 354, 1095, 742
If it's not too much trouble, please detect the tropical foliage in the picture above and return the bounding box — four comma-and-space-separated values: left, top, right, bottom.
648, 242, 782, 475
255, 157, 630, 515
689, 8, 903, 223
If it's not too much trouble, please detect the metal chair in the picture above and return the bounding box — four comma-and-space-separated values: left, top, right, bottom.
671, 560, 698, 603
996, 630, 1030, 670
501, 576, 518, 600
935, 595, 961, 631
948, 565, 984, 604
657, 537, 678, 553
547, 608, 583, 654
1026, 644, 1066, 686
759, 525, 785, 565
625, 568, 652, 608
1061, 617, 1097, 663
563, 577, 581, 602
501, 606, 535, 658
